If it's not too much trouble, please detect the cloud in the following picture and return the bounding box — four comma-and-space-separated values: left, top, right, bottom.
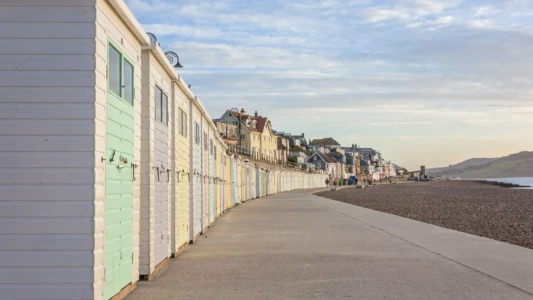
474, 5, 501, 16
410, 0, 458, 16
467, 19, 497, 29
434, 15, 454, 26
361, 0, 458, 24
362, 7, 411, 23
126, 0, 533, 169
142, 23, 224, 39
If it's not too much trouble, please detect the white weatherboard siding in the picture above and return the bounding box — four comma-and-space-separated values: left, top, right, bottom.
144, 49, 172, 272
201, 118, 209, 232
139, 51, 156, 276
0, 1, 97, 299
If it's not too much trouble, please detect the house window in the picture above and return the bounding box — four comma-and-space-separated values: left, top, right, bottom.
204, 132, 208, 150
108, 43, 134, 105
210, 139, 213, 155
155, 86, 168, 125
179, 108, 187, 137
195, 122, 200, 145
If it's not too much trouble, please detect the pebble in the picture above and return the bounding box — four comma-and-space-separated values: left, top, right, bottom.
318, 181, 533, 249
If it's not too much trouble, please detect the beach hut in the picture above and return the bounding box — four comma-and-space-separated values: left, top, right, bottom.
174, 78, 191, 255
226, 155, 231, 209
241, 160, 246, 202
209, 135, 216, 223
219, 151, 225, 214
256, 167, 261, 197
217, 143, 224, 214
251, 165, 257, 199
236, 157, 242, 204
201, 115, 210, 231
230, 156, 235, 207
139, 36, 177, 280
0, 1, 154, 298
190, 100, 203, 242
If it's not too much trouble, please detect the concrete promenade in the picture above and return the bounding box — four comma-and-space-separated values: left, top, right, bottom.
127, 189, 533, 300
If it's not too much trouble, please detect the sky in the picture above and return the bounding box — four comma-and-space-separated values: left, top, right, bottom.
126, 0, 533, 170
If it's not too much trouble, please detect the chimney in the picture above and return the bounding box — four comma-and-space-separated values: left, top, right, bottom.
254, 111, 258, 117
240, 108, 245, 114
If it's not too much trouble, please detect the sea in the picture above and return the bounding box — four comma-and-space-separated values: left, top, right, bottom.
476, 177, 533, 189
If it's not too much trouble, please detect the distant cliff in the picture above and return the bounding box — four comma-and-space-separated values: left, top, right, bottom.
427, 151, 533, 178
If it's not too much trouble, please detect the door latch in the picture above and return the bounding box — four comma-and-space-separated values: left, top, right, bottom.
109, 150, 116, 163
132, 163, 138, 181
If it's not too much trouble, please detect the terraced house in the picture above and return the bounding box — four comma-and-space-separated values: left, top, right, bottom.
308, 137, 341, 152
216, 109, 278, 161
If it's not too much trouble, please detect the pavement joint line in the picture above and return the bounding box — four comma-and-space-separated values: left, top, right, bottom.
310, 193, 533, 298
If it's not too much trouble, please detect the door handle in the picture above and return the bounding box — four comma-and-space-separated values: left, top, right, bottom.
109, 150, 116, 163
132, 163, 138, 181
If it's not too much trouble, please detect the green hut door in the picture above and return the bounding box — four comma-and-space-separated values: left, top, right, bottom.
104, 42, 135, 299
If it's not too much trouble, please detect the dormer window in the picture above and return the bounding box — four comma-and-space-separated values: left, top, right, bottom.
252, 120, 257, 128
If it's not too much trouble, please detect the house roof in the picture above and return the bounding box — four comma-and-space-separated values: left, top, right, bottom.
330, 152, 344, 161
230, 111, 260, 133
341, 147, 360, 153
309, 151, 337, 164
289, 145, 306, 153
309, 137, 340, 146
229, 111, 271, 134
256, 117, 267, 133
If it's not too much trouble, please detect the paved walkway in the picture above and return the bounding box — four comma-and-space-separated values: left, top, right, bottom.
127, 189, 533, 300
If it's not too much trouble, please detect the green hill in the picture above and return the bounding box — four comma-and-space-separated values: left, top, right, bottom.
427, 151, 533, 178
